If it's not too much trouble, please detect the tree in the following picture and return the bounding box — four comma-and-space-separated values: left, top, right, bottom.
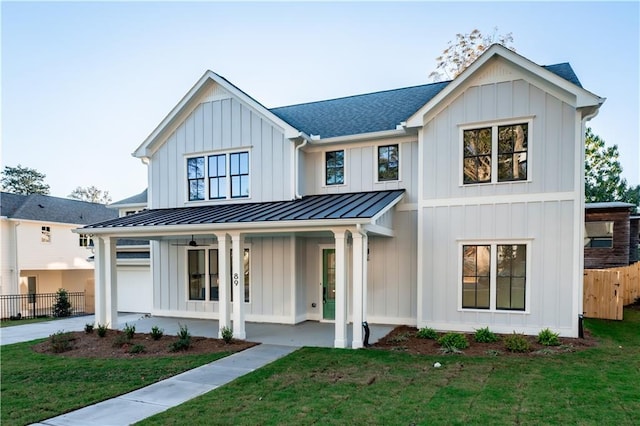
429, 28, 515, 82
585, 127, 639, 206
68, 186, 112, 204
0, 164, 50, 195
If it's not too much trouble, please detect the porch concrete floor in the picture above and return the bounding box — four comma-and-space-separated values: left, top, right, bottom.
1, 312, 396, 348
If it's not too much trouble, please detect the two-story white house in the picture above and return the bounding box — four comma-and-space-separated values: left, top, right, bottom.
78, 45, 604, 348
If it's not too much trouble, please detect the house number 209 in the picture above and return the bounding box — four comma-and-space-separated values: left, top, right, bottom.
233, 273, 239, 286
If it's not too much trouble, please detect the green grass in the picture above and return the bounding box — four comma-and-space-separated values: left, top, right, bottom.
0, 317, 58, 328
138, 310, 640, 425
0, 342, 235, 426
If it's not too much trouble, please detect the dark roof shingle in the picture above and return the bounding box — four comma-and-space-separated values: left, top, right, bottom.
1, 192, 117, 224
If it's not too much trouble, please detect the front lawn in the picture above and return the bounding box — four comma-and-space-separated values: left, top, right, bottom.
0, 343, 236, 425
138, 310, 640, 425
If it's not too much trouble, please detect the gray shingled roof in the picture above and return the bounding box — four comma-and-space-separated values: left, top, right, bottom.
82, 190, 404, 230
110, 189, 148, 207
1, 192, 117, 225
269, 64, 582, 139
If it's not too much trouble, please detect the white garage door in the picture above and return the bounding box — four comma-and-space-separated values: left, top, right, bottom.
117, 266, 152, 313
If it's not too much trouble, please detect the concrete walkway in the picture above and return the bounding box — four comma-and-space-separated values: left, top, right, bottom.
30, 344, 297, 426
2, 313, 394, 426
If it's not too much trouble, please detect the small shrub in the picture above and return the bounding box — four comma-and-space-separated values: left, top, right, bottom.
129, 344, 146, 354
150, 325, 164, 341
112, 333, 130, 348
221, 326, 233, 344
437, 332, 469, 350
537, 328, 560, 346
485, 349, 502, 357
416, 327, 438, 339
504, 332, 530, 353
49, 330, 74, 353
170, 324, 192, 352
52, 288, 72, 318
84, 323, 94, 334
533, 348, 555, 355
474, 327, 499, 343
97, 323, 108, 338
123, 323, 136, 339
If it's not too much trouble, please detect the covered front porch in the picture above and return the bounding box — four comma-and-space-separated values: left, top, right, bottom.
76, 190, 405, 349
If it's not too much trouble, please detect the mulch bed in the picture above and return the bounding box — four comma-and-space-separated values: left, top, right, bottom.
371, 325, 599, 357
32, 329, 257, 358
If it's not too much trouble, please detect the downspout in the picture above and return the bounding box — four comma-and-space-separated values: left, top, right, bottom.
355, 223, 370, 346
13, 221, 20, 294
576, 105, 603, 336
295, 138, 309, 199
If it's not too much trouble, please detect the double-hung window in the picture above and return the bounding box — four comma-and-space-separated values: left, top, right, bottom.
187, 248, 250, 302
41, 226, 51, 243
187, 150, 250, 201
377, 144, 399, 181
463, 122, 529, 184
461, 243, 528, 311
325, 150, 345, 185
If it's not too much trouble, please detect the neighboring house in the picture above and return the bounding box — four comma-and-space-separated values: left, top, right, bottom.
107, 189, 152, 313
78, 44, 604, 347
584, 202, 639, 268
0, 192, 117, 312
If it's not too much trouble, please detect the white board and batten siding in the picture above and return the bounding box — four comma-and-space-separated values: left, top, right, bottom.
149, 84, 294, 209
418, 74, 582, 336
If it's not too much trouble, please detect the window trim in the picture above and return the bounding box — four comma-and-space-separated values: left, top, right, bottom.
375, 143, 401, 183
185, 244, 251, 304
457, 239, 531, 314
185, 148, 251, 203
459, 117, 534, 187
323, 149, 347, 187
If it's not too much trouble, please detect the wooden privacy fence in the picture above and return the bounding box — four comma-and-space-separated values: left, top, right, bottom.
583, 262, 640, 320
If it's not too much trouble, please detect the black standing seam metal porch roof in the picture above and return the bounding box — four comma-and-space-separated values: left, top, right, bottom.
80, 190, 405, 231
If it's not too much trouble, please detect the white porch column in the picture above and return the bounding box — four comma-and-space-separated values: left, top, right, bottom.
333, 228, 348, 348
216, 232, 231, 338
230, 232, 246, 339
93, 237, 106, 326
351, 229, 368, 349
104, 237, 118, 329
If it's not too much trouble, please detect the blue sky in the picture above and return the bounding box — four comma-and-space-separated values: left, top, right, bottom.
2, 1, 638, 202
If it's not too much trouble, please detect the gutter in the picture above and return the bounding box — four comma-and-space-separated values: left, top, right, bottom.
307, 127, 411, 146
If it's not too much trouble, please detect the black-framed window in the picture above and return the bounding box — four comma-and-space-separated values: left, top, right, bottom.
496, 245, 527, 310
187, 151, 249, 201
463, 123, 528, 184
378, 144, 399, 181
187, 157, 205, 201
187, 248, 250, 303
585, 222, 614, 248
325, 150, 344, 185
462, 245, 491, 309
230, 152, 249, 198
462, 243, 527, 311
41, 226, 51, 243
208, 154, 226, 199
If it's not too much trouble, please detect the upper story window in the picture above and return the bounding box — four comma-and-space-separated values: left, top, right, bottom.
585, 221, 614, 248
325, 150, 345, 186
378, 144, 399, 181
463, 122, 528, 184
41, 226, 51, 243
79, 234, 93, 247
187, 150, 250, 201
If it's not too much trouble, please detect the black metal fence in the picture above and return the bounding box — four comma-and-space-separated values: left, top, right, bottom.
0, 292, 86, 320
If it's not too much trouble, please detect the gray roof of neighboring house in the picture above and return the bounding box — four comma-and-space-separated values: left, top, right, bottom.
0, 192, 118, 225
110, 189, 148, 207
585, 202, 636, 210
81, 190, 405, 230
270, 64, 582, 139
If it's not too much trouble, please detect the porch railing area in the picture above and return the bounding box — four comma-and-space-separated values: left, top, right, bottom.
0, 292, 86, 320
